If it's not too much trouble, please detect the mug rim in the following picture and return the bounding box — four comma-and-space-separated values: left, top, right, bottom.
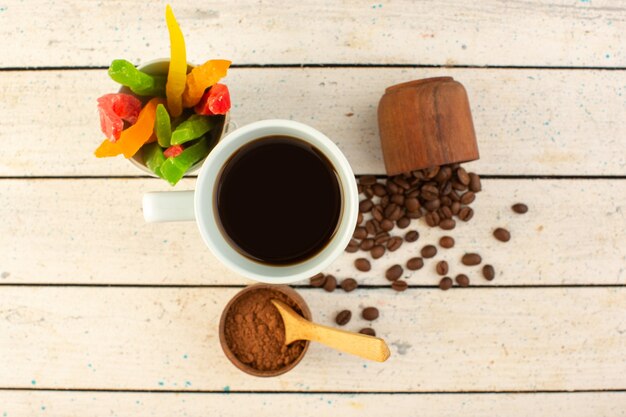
195, 119, 358, 284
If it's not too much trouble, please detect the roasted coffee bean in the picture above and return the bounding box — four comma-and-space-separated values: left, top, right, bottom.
359, 328, 376, 337
353, 226, 367, 239
439, 236, 455, 248
436, 260, 449, 276
355, 258, 371, 271
365, 219, 378, 236
372, 183, 387, 197
380, 195, 390, 207
371, 245, 386, 259
405, 197, 420, 212
421, 184, 439, 201
324, 275, 337, 292
458, 206, 474, 222
462, 253, 482, 266
483, 264, 495, 281
359, 175, 376, 186
358, 184, 363, 194
455, 274, 470, 287
392, 280, 408, 292
391, 194, 405, 206
423, 166, 440, 179
460, 191, 475, 205
341, 278, 358, 292
384, 203, 398, 219
386, 182, 400, 195
406, 257, 424, 270
388, 206, 404, 221
440, 205, 453, 219
440, 196, 452, 207
372, 205, 384, 222
310, 273, 326, 287
439, 181, 452, 196
335, 310, 352, 326
493, 227, 511, 242
393, 176, 411, 190
421, 245, 437, 258
423, 198, 441, 212
425, 212, 441, 227
380, 219, 394, 232
363, 187, 374, 199
362, 307, 379, 321
451, 181, 467, 192
346, 239, 359, 253
404, 230, 419, 242
451, 201, 461, 215
512, 203, 528, 214
439, 277, 453, 291
449, 191, 461, 202
456, 167, 470, 185
407, 210, 423, 219
359, 199, 374, 213
357, 212, 364, 225
397, 217, 411, 229
360, 238, 375, 251
387, 236, 403, 252
439, 218, 456, 230
469, 173, 482, 192
386, 264, 403, 281
405, 188, 420, 198
434, 166, 452, 182
374, 232, 390, 245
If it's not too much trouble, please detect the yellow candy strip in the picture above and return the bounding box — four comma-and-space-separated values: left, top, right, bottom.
182, 59, 231, 108
165, 5, 187, 117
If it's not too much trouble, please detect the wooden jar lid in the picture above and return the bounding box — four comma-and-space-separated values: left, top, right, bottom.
377, 77, 479, 176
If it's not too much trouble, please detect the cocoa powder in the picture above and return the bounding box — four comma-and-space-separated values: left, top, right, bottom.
223, 288, 306, 372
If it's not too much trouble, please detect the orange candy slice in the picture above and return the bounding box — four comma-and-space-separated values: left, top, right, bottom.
181, 59, 231, 108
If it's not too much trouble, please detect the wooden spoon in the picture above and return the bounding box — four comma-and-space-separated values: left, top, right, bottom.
271, 299, 391, 362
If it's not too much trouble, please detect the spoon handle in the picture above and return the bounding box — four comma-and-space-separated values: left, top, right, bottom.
300, 322, 391, 362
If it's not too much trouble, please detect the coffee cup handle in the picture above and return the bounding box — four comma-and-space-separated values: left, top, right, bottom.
143, 191, 195, 223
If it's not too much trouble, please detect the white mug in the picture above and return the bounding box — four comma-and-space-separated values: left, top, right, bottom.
143, 119, 359, 284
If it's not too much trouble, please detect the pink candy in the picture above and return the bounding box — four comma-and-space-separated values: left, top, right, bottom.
97, 93, 142, 142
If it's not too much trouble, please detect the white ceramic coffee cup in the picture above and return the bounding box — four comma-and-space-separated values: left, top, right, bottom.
143, 119, 359, 284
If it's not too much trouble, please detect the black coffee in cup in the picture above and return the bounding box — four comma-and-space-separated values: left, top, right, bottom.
215, 136, 342, 265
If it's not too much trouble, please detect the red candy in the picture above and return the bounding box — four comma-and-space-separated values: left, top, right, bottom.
164, 144, 184, 158
194, 84, 231, 116
97, 93, 142, 142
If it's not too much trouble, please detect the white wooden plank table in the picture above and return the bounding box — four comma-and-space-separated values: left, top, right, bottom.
1, 1, 625, 416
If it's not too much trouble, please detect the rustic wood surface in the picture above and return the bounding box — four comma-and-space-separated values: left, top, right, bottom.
1, 0, 625, 416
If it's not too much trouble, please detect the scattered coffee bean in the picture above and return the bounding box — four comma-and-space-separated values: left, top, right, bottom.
493, 227, 511, 242
365, 220, 377, 236
355, 258, 371, 272
456, 167, 470, 185
385, 264, 403, 281
439, 277, 453, 291
310, 273, 326, 287
387, 236, 403, 252
380, 219, 394, 232
353, 226, 367, 240
357, 213, 363, 225
371, 245, 386, 259
335, 310, 352, 326
512, 203, 528, 214
360, 238, 374, 251
439, 236, 455, 248
340, 278, 358, 292
469, 173, 482, 192
359, 175, 376, 186
392, 280, 408, 292
462, 253, 482, 266
451, 201, 461, 215
374, 232, 390, 245
440, 205, 453, 219
436, 260, 449, 276
455, 274, 470, 287
404, 230, 419, 242
458, 206, 474, 221
405, 198, 420, 212
345, 239, 359, 253
439, 218, 456, 230
397, 217, 411, 229
359, 328, 376, 337
421, 245, 437, 258
483, 264, 495, 281
423, 198, 441, 212
363, 187, 374, 199
362, 307, 379, 321
407, 257, 424, 271
359, 199, 373, 213
460, 191, 475, 205
372, 205, 384, 222
391, 194, 405, 206
372, 184, 387, 197
323, 275, 337, 292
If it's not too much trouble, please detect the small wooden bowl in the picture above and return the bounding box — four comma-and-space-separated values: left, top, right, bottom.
378, 77, 479, 175
218, 284, 312, 377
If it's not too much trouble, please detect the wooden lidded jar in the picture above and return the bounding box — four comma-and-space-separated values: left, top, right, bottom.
377, 77, 479, 176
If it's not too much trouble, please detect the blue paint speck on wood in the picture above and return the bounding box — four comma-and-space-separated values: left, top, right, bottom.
185, 381, 192, 387
158, 381, 164, 386
31, 380, 36, 385
223, 385, 230, 392
41, 406, 46, 411
183, 354, 188, 359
